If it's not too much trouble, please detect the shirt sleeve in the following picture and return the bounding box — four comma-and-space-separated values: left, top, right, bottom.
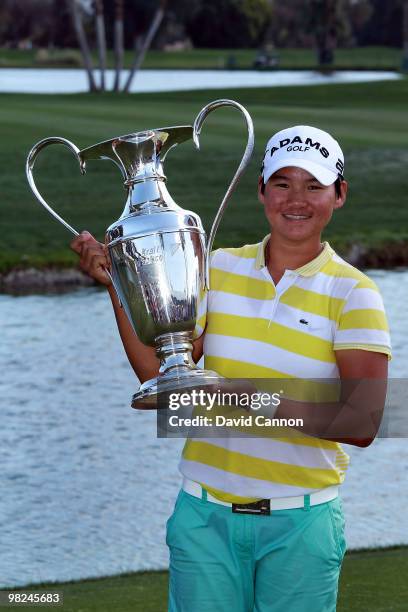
333, 277, 392, 359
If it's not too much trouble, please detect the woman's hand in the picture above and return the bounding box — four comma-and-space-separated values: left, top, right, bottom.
70, 231, 112, 287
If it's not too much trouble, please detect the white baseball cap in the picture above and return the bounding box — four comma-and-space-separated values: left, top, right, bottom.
261, 125, 345, 186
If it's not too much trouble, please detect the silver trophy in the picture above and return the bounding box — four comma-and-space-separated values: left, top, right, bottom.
26, 99, 254, 409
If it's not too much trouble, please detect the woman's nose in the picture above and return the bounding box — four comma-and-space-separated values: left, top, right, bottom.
286, 188, 305, 205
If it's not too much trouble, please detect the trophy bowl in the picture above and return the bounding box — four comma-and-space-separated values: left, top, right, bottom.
26, 100, 254, 410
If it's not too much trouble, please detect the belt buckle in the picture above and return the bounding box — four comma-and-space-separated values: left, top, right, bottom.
232, 499, 270, 515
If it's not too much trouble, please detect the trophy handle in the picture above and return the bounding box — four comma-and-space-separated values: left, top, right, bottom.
26, 136, 86, 237
26, 137, 121, 300
193, 99, 254, 290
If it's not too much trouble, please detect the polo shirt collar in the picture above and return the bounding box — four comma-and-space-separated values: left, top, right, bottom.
255, 234, 334, 276
255, 234, 271, 270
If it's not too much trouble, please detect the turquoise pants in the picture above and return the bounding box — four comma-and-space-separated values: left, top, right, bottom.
166, 489, 346, 612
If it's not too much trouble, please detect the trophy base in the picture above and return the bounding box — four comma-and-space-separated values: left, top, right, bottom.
132, 368, 223, 410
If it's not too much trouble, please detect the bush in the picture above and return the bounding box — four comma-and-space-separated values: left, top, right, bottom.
34, 49, 82, 67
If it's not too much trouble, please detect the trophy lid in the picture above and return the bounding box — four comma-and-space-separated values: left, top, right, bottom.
79, 126, 193, 183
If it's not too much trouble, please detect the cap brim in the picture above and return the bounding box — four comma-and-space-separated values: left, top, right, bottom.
263, 159, 338, 186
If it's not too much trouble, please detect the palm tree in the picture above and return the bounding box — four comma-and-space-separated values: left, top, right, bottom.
123, 0, 168, 93
69, 0, 167, 93
113, 0, 124, 92
94, 0, 107, 91
68, 0, 97, 92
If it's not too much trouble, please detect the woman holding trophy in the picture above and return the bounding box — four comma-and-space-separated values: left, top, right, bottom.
28, 104, 390, 611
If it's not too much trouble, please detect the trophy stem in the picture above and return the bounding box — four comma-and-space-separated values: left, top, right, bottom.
132, 331, 222, 409
156, 331, 196, 374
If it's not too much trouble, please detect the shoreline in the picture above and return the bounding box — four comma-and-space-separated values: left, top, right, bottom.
1, 242, 408, 294
0, 267, 95, 294
0, 65, 401, 72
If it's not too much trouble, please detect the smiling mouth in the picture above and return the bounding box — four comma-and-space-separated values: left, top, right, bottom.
282, 214, 312, 220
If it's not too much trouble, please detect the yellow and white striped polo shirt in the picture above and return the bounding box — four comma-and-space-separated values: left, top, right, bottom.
179, 237, 392, 503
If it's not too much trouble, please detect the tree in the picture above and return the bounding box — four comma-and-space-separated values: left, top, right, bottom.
403, 0, 408, 71
0, 0, 54, 48
305, 0, 353, 67
94, 0, 107, 91
50, 0, 78, 49
348, 0, 373, 38
187, 0, 272, 49
113, 0, 124, 92
308, 0, 337, 66
68, 0, 97, 91
101, 0, 170, 50
123, 0, 168, 93
68, 0, 168, 93
354, 0, 403, 46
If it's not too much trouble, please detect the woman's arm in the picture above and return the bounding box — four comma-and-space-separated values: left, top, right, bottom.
107, 285, 160, 382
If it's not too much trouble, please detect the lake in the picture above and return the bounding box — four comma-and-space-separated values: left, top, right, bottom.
0, 68, 402, 94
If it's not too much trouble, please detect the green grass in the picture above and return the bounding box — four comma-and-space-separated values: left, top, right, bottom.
1, 78, 408, 272
0, 46, 404, 70
3, 547, 408, 611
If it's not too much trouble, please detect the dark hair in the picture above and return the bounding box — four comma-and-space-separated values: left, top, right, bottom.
260, 175, 344, 197
334, 176, 343, 198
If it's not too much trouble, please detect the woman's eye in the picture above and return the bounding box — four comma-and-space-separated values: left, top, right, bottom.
308, 185, 321, 190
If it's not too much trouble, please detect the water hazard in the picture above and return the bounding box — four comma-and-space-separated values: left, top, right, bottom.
0, 269, 407, 587
0, 68, 402, 94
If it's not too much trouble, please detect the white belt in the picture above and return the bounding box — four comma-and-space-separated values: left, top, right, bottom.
182, 477, 338, 511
